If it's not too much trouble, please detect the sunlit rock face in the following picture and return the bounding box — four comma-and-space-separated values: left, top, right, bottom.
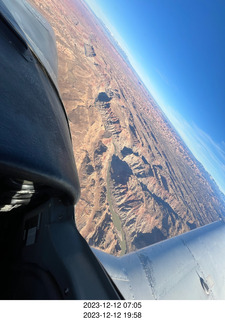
29, 0, 225, 255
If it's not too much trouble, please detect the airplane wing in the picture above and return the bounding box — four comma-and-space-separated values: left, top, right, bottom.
93, 219, 225, 299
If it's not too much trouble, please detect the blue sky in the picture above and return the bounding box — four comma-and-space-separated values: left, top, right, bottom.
84, 0, 225, 195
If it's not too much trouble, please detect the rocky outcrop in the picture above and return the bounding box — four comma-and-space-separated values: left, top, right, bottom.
28, 0, 225, 256
84, 44, 96, 57
95, 92, 122, 136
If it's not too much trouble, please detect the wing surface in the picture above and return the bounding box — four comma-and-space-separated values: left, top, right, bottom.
93, 220, 225, 299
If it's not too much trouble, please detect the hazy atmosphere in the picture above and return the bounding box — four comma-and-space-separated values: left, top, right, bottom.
85, 0, 225, 194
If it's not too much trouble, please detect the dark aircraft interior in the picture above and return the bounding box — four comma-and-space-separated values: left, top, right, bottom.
0, 3, 122, 299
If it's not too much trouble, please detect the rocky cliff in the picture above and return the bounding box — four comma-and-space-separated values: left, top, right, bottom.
28, 0, 225, 255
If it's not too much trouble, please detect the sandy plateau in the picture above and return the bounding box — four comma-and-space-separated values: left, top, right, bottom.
29, 0, 225, 255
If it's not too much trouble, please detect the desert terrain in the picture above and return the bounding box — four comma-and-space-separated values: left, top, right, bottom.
28, 0, 225, 255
